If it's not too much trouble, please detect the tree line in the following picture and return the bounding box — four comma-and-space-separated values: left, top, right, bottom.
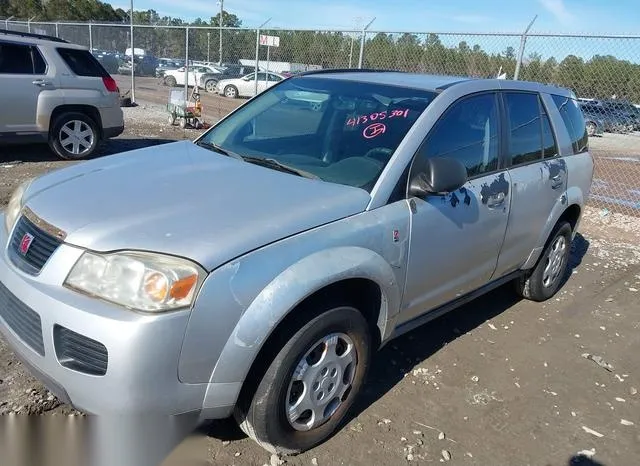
2, 1, 639, 103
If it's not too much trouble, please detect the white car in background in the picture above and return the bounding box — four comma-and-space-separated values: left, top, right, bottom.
216, 71, 286, 98
164, 65, 222, 87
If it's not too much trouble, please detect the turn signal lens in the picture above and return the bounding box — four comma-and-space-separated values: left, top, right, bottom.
170, 274, 198, 300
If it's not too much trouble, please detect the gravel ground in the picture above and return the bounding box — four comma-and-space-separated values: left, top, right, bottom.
0, 100, 639, 465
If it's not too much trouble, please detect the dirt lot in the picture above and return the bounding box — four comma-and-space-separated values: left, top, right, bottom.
0, 98, 639, 466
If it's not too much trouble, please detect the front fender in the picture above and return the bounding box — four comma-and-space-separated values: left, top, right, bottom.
208, 246, 400, 387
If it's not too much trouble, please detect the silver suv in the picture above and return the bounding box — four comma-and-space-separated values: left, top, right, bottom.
0, 71, 593, 455
0, 30, 124, 159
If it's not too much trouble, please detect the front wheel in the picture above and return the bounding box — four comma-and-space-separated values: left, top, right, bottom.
234, 306, 371, 455
515, 221, 572, 302
586, 121, 597, 137
165, 76, 177, 87
224, 85, 238, 98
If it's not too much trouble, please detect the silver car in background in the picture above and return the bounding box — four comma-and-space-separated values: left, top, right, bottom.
0, 70, 593, 455
0, 30, 124, 159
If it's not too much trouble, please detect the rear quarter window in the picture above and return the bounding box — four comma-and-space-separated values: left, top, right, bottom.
57, 48, 108, 77
552, 94, 588, 154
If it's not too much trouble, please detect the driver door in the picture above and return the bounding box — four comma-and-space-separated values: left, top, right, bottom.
399, 91, 512, 325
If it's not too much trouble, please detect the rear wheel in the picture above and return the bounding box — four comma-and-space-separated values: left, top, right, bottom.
234, 306, 371, 455
205, 80, 217, 93
49, 112, 99, 160
586, 121, 597, 137
515, 221, 572, 302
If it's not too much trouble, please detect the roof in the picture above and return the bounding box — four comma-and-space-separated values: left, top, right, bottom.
298, 69, 573, 97
300, 70, 470, 91
0, 29, 84, 49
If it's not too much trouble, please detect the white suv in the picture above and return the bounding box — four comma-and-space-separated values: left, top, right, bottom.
0, 30, 124, 159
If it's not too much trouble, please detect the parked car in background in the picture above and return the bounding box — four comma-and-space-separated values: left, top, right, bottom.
215, 71, 286, 98
0, 30, 124, 159
0, 69, 593, 456
578, 105, 605, 136
599, 100, 640, 130
200, 64, 256, 93
118, 54, 158, 77
580, 103, 635, 133
92, 50, 120, 75
164, 65, 221, 87
155, 58, 184, 78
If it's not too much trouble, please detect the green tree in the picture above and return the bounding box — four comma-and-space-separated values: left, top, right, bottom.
210, 10, 241, 28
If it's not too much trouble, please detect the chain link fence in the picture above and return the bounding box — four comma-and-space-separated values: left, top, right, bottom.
2, 20, 640, 216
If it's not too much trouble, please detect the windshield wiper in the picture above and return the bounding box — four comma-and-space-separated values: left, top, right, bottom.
194, 140, 244, 160
241, 156, 320, 179
196, 141, 318, 179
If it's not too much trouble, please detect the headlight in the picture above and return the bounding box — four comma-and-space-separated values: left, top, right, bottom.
64, 251, 205, 313
5, 179, 33, 233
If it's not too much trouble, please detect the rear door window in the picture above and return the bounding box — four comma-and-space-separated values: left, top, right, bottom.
0, 42, 46, 74
504, 92, 543, 166
504, 92, 559, 164
57, 48, 108, 77
552, 94, 588, 154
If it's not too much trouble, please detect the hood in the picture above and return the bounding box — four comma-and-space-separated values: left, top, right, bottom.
23, 141, 371, 270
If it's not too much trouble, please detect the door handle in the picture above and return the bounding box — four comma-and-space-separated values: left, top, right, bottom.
32, 79, 52, 87
486, 191, 506, 208
551, 175, 564, 189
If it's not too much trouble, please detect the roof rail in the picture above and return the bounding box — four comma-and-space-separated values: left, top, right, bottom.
0, 28, 69, 43
298, 68, 404, 76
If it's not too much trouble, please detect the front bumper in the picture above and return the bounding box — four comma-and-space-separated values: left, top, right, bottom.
0, 215, 229, 416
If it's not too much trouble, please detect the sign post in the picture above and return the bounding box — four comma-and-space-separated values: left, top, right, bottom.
259, 34, 280, 88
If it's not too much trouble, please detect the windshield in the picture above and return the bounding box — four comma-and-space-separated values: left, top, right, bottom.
199, 76, 437, 191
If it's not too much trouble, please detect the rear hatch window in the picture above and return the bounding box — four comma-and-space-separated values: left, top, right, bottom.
57, 48, 108, 77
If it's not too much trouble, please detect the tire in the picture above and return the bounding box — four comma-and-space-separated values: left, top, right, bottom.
168, 113, 177, 126
179, 118, 187, 129
49, 112, 99, 160
586, 121, 597, 137
515, 221, 572, 302
234, 306, 371, 455
205, 80, 217, 93
165, 76, 177, 87
224, 85, 238, 98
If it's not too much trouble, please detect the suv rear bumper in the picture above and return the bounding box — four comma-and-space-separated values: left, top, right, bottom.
103, 124, 124, 139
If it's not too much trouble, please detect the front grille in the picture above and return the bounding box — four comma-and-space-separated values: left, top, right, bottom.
0, 281, 45, 356
9, 215, 63, 275
54, 325, 108, 376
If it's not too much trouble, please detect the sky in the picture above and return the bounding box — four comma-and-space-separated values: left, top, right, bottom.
110, 0, 640, 34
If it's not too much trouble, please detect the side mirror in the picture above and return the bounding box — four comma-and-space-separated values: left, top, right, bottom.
409, 157, 467, 197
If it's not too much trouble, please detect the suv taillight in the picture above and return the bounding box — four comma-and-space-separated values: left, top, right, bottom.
102, 76, 119, 93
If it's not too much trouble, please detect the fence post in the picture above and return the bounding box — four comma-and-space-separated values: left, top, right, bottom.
55, 22, 59, 38
254, 28, 260, 97
89, 23, 93, 51
514, 15, 537, 80
185, 26, 190, 103
218, 0, 224, 65
255, 18, 272, 97
130, 0, 135, 104
358, 17, 376, 69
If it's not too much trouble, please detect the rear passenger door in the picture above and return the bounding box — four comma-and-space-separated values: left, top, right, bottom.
493, 91, 567, 277
400, 92, 512, 324
0, 41, 55, 134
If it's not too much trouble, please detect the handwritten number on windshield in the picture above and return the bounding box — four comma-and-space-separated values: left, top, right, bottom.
346, 109, 409, 127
